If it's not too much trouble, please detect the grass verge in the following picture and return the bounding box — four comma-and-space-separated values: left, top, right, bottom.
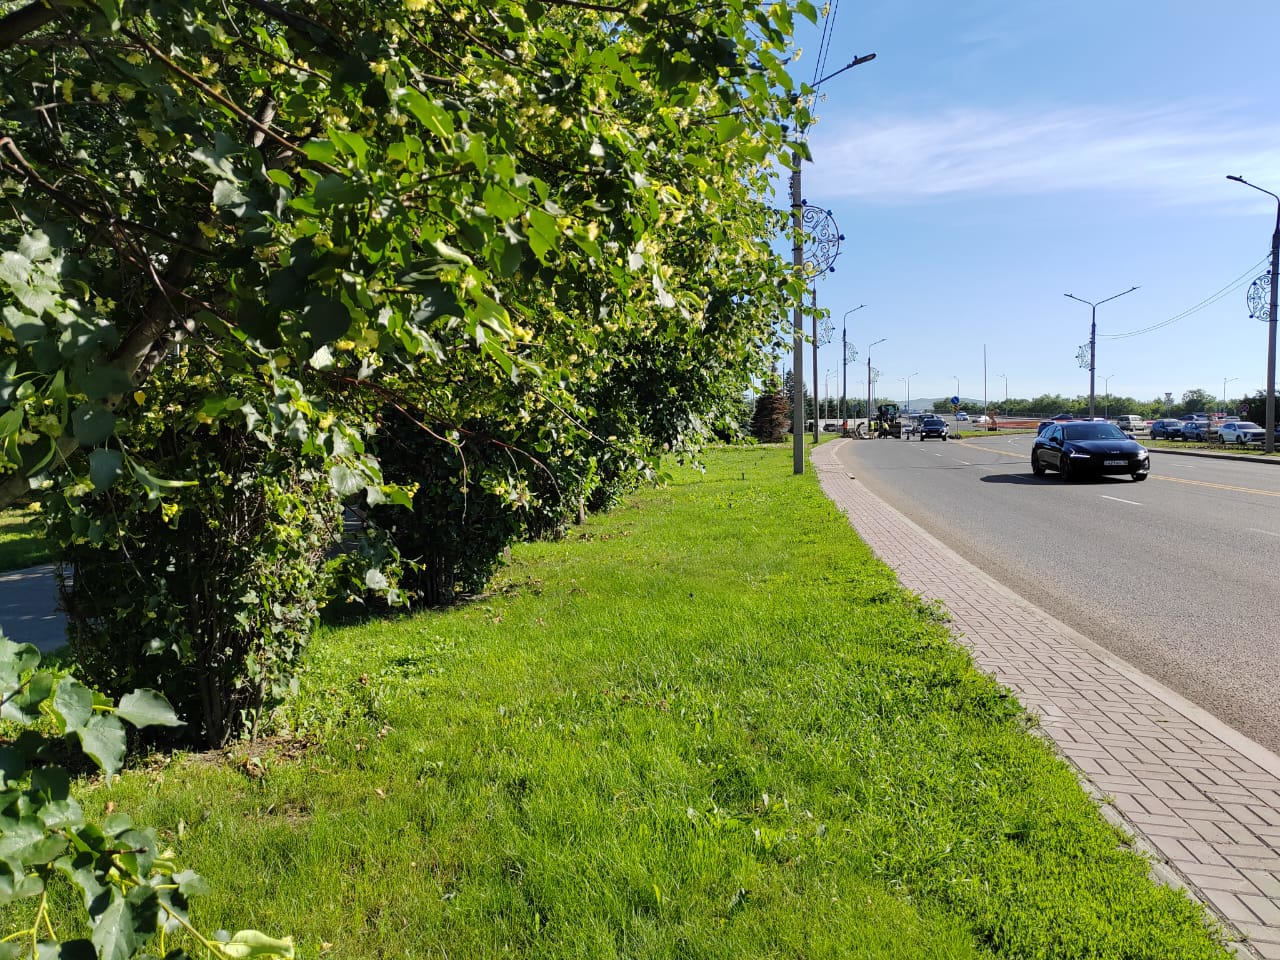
53, 445, 1229, 958
0, 505, 49, 573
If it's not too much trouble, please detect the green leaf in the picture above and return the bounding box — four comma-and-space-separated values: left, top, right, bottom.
301, 139, 338, 165
302, 294, 352, 344
482, 184, 523, 221
36, 940, 95, 960
52, 677, 94, 732
70, 403, 116, 446
91, 891, 137, 960
116, 689, 182, 729
0, 747, 26, 786
173, 869, 211, 897
88, 448, 124, 492
221, 930, 295, 959
328, 464, 364, 498
715, 116, 747, 143
73, 714, 126, 775
397, 88, 455, 143
2, 671, 53, 724
129, 461, 196, 494
0, 638, 40, 683
79, 366, 134, 402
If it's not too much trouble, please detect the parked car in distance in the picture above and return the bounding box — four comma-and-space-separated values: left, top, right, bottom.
1032, 421, 1150, 481
918, 416, 950, 441
1219, 421, 1266, 445
1038, 413, 1078, 433
1182, 420, 1210, 442
974, 414, 990, 424
1148, 418, 1184, 440
1115, 415, 1145, 432
955, 411, 969, 421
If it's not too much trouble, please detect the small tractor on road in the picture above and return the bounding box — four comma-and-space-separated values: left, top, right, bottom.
874, 403, 902, 439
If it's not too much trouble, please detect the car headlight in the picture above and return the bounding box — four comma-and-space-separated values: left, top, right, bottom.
1136, 447, 1148, 457
1068, 450, 1091, 458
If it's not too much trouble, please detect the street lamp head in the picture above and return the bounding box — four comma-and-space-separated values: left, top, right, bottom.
1228, 175, 1246, 183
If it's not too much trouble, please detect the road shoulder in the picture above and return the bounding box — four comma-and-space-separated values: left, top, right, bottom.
814, 439, 1280, 958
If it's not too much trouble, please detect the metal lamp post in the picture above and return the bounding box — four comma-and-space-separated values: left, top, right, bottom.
1223, 376, 1239, 416
1103, 374, 1114, 419
1064, 286, 1139, 418
789, 53, 877, 474
900, 372, 919, 414
841, 306, 865, 428
1000, 374, 1008, 412
867, 338, 887, 433
1227, 175, 1279, 453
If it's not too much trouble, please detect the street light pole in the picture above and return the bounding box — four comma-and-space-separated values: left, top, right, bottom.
1064, 286, 1139, 418
867, 338, 886, 435
841, 305, 865, 429
790, 163, 805, 473
900, 372, 919, 414
788, 53, 877, 475
1103, 374, 1114, 419
1223, 376, 1239, 416
1227, 175, 1280, 453
1000, 374, 1008, 411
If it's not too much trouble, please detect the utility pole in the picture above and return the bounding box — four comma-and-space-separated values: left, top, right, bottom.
841, 306, 865, 430
787, 53, 876, 475
983, 344, 987, 416
1064, 286, 1139, 418
1227, 175, 1279, 453
812, 286, 820, 444
790, 162, 804, 473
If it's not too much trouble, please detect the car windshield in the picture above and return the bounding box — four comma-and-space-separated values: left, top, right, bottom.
1063, 422, 1128, 441
923, 418, 944, 426
1237, 422, 1262, 430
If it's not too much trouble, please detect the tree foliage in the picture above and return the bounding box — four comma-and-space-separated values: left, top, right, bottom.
0, 636, 294, 959
0, 0, 813, 716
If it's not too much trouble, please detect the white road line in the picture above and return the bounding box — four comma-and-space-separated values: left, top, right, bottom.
1100, 495, 1142, 506
1249, 528, 1280, 538
934, 453, 943, 457
956, 460, 972, 465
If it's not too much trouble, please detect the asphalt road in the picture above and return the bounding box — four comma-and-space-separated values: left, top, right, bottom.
0, 564, 66, 653
834, 434, 1280, 752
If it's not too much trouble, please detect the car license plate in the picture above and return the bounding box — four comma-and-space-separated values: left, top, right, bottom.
1104, 459, 1126, 466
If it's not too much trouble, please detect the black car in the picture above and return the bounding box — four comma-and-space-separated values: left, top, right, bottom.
918, 417, 949, 441
1032, 421, 1150, 481
1148, 418, 1184, 440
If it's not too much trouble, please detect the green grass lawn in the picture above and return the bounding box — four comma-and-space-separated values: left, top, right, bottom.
0, 504, 49, 572
47, 445, 1229, 958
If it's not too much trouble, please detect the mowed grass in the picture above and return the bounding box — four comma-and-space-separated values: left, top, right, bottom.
0, 505, 49, 573
75, 445, 1228, 958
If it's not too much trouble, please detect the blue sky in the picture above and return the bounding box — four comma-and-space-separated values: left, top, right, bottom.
781, 1, 1280, 409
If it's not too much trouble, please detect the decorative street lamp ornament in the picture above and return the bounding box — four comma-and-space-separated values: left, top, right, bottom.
817, 316, 834, 346
1076, 344, 1091, 369
1248, 272, 1272, 321
844, 342, 858, 364
800, 202, 843, 278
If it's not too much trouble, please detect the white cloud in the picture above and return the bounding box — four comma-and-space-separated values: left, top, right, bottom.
806, 103, 1280, 208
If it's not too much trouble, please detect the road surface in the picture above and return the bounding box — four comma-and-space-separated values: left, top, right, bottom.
0, 564, 65, 653
834, 435, 1280, 751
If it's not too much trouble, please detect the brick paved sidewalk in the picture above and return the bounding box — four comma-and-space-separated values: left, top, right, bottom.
814, 440, 1280, 958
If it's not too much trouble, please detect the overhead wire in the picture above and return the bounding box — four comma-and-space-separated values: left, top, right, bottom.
811, 0, 839, 86
1100, 255, 1272, 340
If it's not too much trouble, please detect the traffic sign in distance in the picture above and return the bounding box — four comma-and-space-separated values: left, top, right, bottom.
950, 395, 959, 405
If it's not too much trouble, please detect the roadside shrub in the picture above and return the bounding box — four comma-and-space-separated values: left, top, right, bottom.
47, 387, 341, 747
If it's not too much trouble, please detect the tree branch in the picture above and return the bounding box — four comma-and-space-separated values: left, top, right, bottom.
0, 0, 77, 52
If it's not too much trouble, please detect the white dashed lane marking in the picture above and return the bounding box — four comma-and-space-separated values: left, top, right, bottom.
1100, 495, 1142, 506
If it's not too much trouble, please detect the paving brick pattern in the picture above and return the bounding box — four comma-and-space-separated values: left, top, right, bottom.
814, 441, 1280, 957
